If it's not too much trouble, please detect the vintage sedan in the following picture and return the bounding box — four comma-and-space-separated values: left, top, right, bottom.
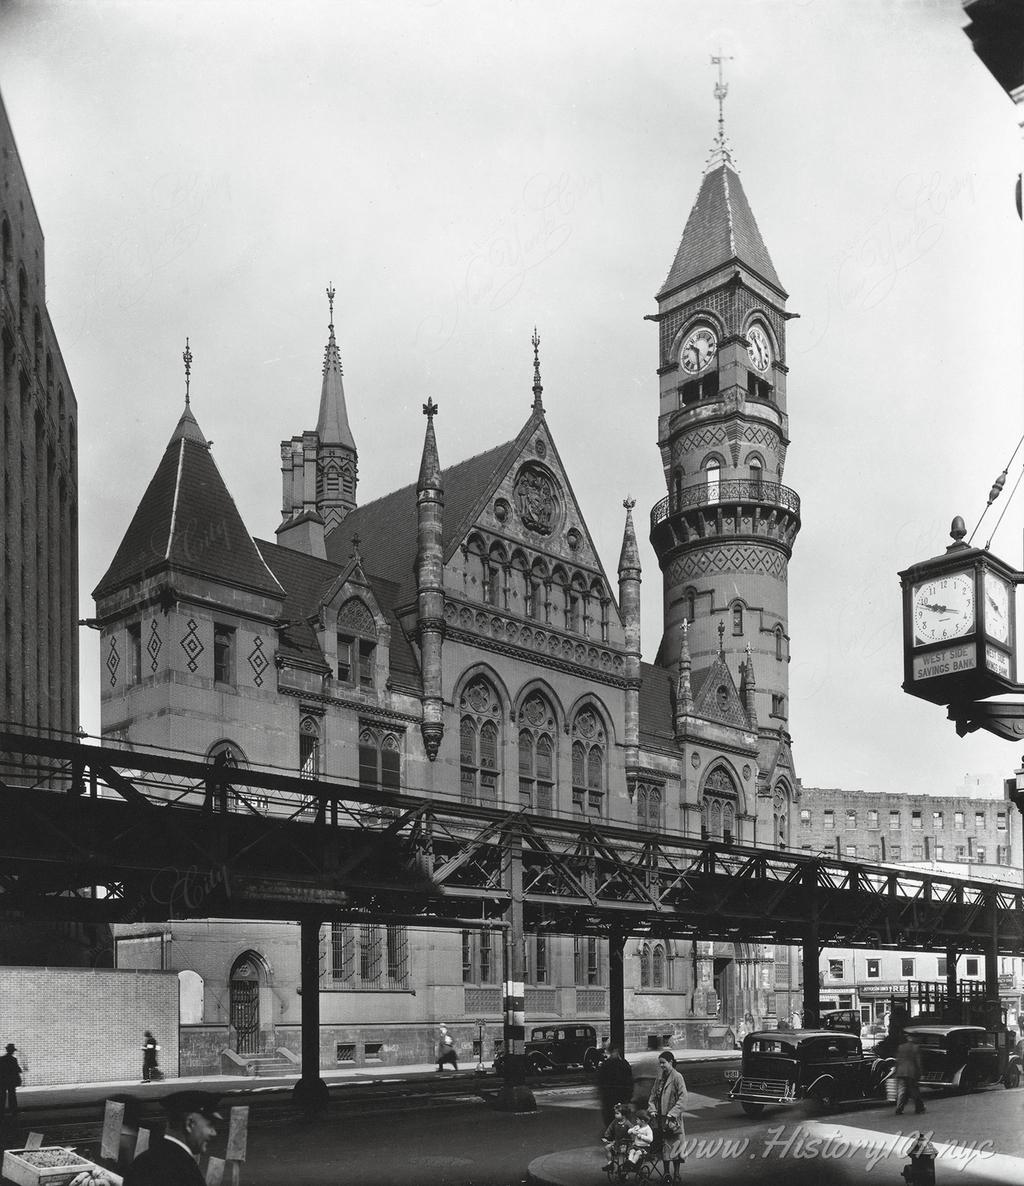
908, 1025, 1022, 1091
726, 1030, 893, 1116
493, 1023, 604, 1075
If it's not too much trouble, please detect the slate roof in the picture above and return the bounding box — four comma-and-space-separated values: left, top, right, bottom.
324, 437, 519, 604
94, 408, 285, 601
658, 163, 784, 300
316, 323, 356, 450
256, 538, 421, 689
638, 657, 753, 744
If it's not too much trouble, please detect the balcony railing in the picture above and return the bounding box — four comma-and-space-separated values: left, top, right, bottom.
651, 478, 801, 528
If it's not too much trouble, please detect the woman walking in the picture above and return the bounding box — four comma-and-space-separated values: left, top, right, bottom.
142, 1032, 160, 1082
648, 1049, 687, 1183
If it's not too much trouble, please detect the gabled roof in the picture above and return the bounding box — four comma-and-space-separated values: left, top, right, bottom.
94, 407, 285, 601
256, 539, 421, 689
658, 163, 784, 300
691, 654, 753, 731
324, 436, 520, 604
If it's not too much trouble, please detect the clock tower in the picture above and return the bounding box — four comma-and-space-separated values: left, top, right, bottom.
648, 75, 801, 835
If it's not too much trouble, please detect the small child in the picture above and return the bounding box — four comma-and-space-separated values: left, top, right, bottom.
626, 1109, 654, 1165
602, 1102, 633, 1171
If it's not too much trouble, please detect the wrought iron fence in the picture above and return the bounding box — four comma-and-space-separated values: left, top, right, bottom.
651, 478, 800, 528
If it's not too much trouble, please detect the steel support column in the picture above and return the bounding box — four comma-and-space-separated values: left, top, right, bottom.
608, 929, 626, 1054
292, 917, 329, 1112
801, 926, 820, 1028
986, 893, 1001, 1019
945, 946, 958, 1022
498, 829, 534, 1111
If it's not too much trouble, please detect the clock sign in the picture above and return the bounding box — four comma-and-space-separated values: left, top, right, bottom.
680, 327, 717, 374
899, 520, 1019, 708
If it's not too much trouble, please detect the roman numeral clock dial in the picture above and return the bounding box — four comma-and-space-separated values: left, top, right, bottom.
912, 572, 975, 645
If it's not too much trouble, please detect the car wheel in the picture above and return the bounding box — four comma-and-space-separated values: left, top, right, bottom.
741, 1101, 765, 1117
527, 1053, 548, 1075
583, 1051, 600, 1072
1004, 1065, 1021, 1089
814, 1086, 836, 1111
636, 1164, 653, 1181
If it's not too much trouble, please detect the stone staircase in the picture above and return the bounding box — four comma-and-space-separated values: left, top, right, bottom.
221, 1047, 300, 1077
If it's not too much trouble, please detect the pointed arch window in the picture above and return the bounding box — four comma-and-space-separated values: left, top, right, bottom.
485, 545, 506, 608
702, 767, 739, 843
459, 676, 501, 806
732, 602, 744, 636
299, 715, 321, 779
775, 626, 785, 661
685, 588, 697, 624
359, 724, 402, 793
337, 598, 377, 690
637, 781, 662, 831
749, 457, 763, 494
518, 691, 557, 813
571, 706, 606, 819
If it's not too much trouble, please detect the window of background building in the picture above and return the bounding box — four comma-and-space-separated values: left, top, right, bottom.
955, 845, 965, 860
636, 782, 662, 830
534, 936, 548, 984
800, 808, 811, 827
732, 603, 743, 635
965, 957, 979, 976
867, 809, 878, 828
337, 599, 377, 688
844, 844, 856, 857
329, 923, 408, 989
571, 707, 606, 819
977, 847, 987, 863
824, 809, 834, 829
889, 811, 900, 830
829, 959, 844, 979
975, 810, 985, 829
935, 844, 944, 860
937, 957, 947, 977
519, 691, 558, 813
997, 811, 1007, 831
214, 623, 235, 685
890, 844, 901, 860
911, 810, 922, 829
866, 959, 880, 978
954, 811, 965, 830
933, 811, 944, 830
359, 725, 401, 794
901, 958, 915, 977
574, 936, 602, 985
912, 844, 923, 860
868, 844, 879, 861
299, 715, 321, 779
771, 693, 786, 717
846, 810, 856, 827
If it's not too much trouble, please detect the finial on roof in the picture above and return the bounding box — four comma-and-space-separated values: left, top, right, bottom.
718, 619, 726, 656
350, 532, 361, 562
618, 496, 641, 575
183, 337, 193, 407
704, 52, 737, 173
327, 282, 336, 330
532, 326, 544, 413
423, 397, 438, 422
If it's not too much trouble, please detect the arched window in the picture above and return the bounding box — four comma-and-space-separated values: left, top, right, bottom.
749, 456, 763, 493
299, 715, 321, 779
509, 551, 529, 617
527, 559, 547, 621
732, 602, 744, 635
567, 574, 586, 633
685, 588, 697, 623
773, 786, 789, 849
571, 706, 606, 819
178, 970, 204, 1024
705, 459, 720, 503
485, 544, 506, 608
337, 598, 377, 690
459, 676, 501, 805
359, 726, 402, 792
518, 691, 557, 813
637, 782, 662, 830
702, 766, 739, 843
204, 740, 258, 813
775, 626, 785, 661
652, 944, 666, 989
639, 944, 651, 988
672, 469, 683, 511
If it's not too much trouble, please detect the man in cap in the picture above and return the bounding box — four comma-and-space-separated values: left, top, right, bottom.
123, 1091, 221, 1186
0, 1043, 22, 1119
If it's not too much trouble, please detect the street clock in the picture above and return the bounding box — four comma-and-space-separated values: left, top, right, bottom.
899, 518, 1020, 707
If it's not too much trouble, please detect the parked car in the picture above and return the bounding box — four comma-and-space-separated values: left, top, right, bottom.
493, 1024, 605, 1075
821, 1009, 862, 1037
860, 1023, 888, 1052
907, 1025, 1022, 1092
725, 1030, 893, 1117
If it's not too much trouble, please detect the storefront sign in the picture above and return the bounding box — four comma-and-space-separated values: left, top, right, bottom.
912, 645, 975, 681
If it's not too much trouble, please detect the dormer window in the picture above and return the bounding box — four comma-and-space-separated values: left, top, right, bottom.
337, 598, 377, 690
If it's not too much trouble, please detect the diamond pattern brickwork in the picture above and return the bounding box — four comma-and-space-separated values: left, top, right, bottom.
667, 545, 788, 583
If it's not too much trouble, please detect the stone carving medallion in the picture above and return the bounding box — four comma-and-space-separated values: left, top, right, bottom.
513, 464, 559, 536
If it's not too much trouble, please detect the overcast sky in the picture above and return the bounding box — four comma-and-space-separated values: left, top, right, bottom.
2, 0, 1022, 799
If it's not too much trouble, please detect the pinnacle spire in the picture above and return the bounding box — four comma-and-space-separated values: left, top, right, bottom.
617, 496, 641, 575
183, 337, 193, 407
316, 283, 356, 449
704, 52, 736, 173
675, 619, 693, 720
531, 327, 544, 414
418, 398, 442, 491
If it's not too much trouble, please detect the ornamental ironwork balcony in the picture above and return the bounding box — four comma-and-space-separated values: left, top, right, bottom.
651, 478, 801, 529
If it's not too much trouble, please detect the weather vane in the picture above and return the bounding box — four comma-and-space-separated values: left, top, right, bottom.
706, 51, 736, 170
423, 397, 438, 421
532, 326, 544, 413
326, 283, 335, 329
183, 337, 193, 406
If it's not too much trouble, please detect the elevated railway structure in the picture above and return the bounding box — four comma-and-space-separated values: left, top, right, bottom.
2, 730, 1021, 1104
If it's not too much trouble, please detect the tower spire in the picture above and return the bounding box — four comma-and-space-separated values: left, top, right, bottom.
705, 52, 736, 172
183, 337, 193, 407
531, 326, 544, 413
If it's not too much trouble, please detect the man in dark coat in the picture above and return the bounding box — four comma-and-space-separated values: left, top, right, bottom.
596, 1045, 633, 1127
0, 1043, 22, 1119
123, 1091, 221, 1186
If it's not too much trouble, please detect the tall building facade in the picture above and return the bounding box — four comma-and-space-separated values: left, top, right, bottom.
99, 123, 804, 1070
0, 92, 79, 742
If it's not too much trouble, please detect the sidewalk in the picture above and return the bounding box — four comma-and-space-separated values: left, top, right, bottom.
13, 1047, 738, 1106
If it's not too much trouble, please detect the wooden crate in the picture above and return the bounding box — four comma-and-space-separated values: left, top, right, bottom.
2, 1147, 98, 1186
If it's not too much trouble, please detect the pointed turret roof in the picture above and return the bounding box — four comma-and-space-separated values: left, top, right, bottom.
94, 407, 285, 600
417, 398, 442, 492
658, 163, 784, 300
617, 498, 640, 576
315, 297, 356, 450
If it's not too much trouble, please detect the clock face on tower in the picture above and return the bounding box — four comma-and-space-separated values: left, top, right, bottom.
912, 571, 976, 646
747, 325, 771, 372
680, 327, 717, 374
984, 570, 1011, 645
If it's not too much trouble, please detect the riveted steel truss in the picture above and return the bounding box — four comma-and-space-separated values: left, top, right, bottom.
1, 731, 1021, 955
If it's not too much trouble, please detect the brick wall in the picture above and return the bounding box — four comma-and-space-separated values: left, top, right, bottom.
0, 967, 179, 1085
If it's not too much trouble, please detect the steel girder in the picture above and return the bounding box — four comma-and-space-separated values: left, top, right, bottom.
1, 731, 1021, 954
